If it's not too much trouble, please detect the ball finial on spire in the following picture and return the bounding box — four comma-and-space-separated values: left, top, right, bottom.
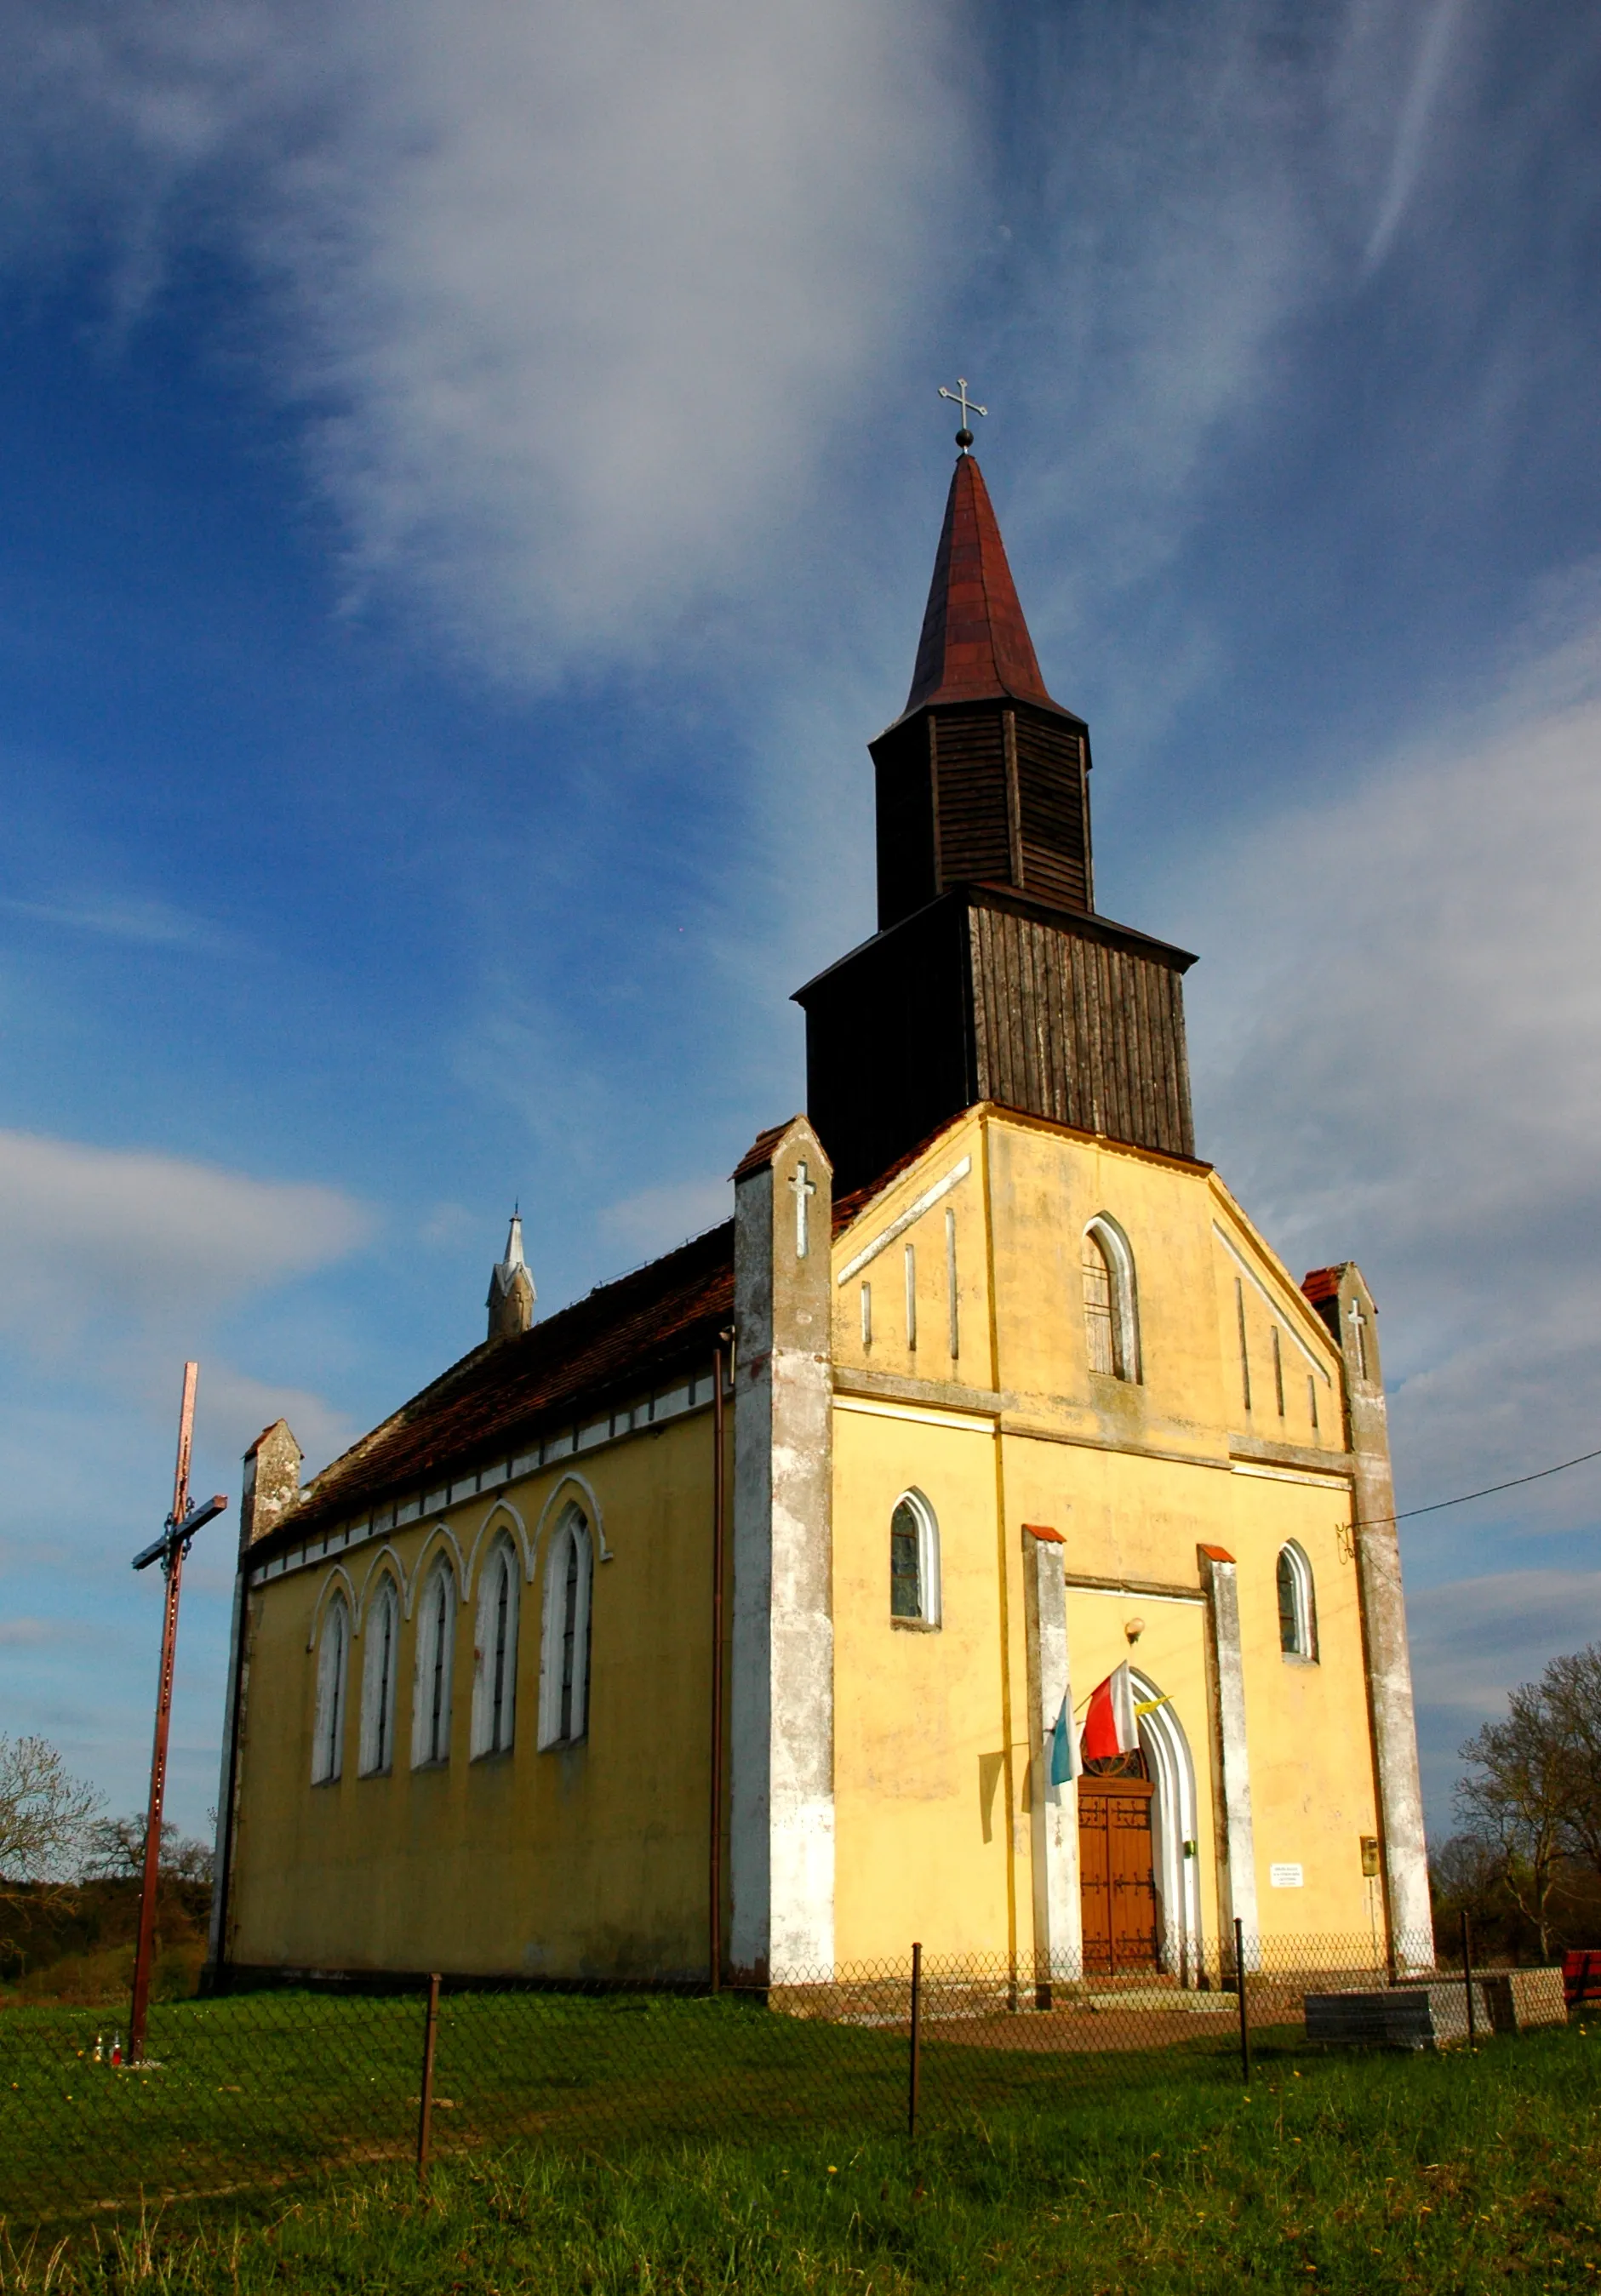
938, 376, 987, 454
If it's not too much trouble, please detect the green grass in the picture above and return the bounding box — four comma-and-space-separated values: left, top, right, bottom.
1, 1985, 1231, 2224
3, 2027, 1601, 2291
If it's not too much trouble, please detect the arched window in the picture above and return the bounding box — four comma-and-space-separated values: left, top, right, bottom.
411, 1556, 457, 1767
472, 1534, 521, 1757
312, 1591, 349, 1785
359, 1574, 400, 1775
538, 1508, 593, 1749
1277, 1543, 1317, 1659
1082, 1218, 1141, 1382
889, 1492, 941, 1629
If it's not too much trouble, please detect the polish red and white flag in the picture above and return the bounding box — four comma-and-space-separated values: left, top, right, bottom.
1079, 1662, 1140, 1765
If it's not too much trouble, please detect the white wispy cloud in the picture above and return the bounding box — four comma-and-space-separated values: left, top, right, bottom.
1184, 602, 1601, 1522
0, 0, 966, 681
0, 1128, 372, 1357
0, 894, 232, 950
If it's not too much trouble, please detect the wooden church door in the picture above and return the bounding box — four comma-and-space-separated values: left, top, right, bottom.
1078, 1773, 1158, 1974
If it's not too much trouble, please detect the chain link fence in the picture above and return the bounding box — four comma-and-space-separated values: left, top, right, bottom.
0, 1930, 1568, 2230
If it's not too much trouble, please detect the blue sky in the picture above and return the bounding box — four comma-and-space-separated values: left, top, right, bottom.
1, 0, 1598, 1848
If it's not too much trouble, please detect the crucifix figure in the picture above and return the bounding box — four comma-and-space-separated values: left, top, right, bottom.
939, 377, 988, 452
1347, 1295, 1369, 1382
788, 1160, 816, 1258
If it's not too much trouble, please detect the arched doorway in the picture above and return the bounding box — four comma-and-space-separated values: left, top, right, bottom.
1133, 1670, 1204, 1986
1075, 1671, 1204, 1984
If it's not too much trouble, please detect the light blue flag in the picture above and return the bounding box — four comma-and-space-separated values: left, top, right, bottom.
1048, 1694, 1079, 1787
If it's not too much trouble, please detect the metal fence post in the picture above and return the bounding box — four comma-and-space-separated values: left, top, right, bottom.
1235, 1916, 1250, 2086
417, 1973, 441, 2184
1461, 1911, 1477, 2050
908, 1941, 923, 2141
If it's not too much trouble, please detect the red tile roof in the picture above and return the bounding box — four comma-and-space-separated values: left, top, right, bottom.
1301, 1265, 1347, 1305
254, 1219, 735, 1558
901, 454, 1068, 719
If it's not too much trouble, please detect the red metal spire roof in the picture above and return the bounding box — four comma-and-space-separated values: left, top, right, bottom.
901, 453, 1061, 717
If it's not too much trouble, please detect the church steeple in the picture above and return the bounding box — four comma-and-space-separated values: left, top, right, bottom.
871, 454, 1093, 933
901, 453, 1059, 717
795, 444, 1197, 1194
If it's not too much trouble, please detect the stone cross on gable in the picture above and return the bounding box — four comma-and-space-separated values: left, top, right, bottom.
788, 1161, 816, 1258
1347, 1294, 1369, 1381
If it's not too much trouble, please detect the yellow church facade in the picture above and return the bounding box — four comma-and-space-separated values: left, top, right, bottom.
209, 447, 1431, 1990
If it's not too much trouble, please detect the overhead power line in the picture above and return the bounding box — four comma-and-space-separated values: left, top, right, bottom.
1359, 1443, 1601, 1532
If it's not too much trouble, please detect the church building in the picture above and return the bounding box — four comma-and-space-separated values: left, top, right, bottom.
208, 440, 1432, 1989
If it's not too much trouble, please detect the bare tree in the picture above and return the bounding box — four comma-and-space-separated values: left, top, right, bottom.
1540, 1646, 1601, 1875
0, 1735, 102, 1898
83, 1813, 213, 1887
1457, 1678, 1574, 1958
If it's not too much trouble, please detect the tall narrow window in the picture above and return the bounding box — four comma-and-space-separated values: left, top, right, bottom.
904, 1243, 918, 1351
312, 1593, 349, 1785
1235, 1277, 1252, 1410
538, 1507, 593, 1749
1083, 1233, 1116, 1374
1307, 1374, 1319, 1436
411, 1558, 456, 1767
889, 1492, 941, 1628
1272, 1328, 1285, 1417
1277, 1544, 1317, 1659
861, 1282, 872, 1348
359, 1574, 399, 1775
471, 1535, 520, 1757
1083, 1218, 1140, 1382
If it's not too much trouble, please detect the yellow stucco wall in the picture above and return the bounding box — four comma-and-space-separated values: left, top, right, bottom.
227, 1418, 723, 1979
228, 1099, 1388, 1979
827, 1105, 1383, 1965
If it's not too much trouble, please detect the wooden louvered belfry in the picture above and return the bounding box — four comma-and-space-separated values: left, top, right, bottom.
798, 451, 1198, 1192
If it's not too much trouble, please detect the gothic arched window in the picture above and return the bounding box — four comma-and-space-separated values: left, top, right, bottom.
411, 1556, 457, 1768
312, 1591, 349, 1785
1277, 1542, 1317, 1659
538, 1508, 593, 1749
359, 1573, 400, 1776
1082, 1218, 1141, 1382
472, 1534, 521, 1757
890, 1491, 941, 1628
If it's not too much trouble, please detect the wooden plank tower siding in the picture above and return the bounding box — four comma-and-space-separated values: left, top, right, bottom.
796, 449, 1197, 1193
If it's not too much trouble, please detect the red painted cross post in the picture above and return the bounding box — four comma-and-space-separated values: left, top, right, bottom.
127, 1362, 228, 2065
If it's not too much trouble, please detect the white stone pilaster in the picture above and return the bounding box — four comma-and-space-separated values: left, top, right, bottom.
1022, 1527, 1082, 1989
729, 1118, 835, 1982
1199, 1544, 1260, 1967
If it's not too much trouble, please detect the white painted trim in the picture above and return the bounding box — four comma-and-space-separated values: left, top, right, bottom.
409, 1556, 457, 1768
890, 1488, 941, 1628
1211, 1224, 1335, 1382
311, 1591, 350, 1785
353, 1543, 409, 1628
1023, 1531, 1082, 1983
463, 1495, 530, 1596
533, 1470, 612, 1567
306, 1563, 357, 1652
836, 1157, 972, 1285
1232, 1460, 1350, 1489
1065, 1584, 1205, 1608
471, 1531, 522, 1757
1131, 1669, 1204, 1987
536, 1504, 593, 1748
834, 1395, 993, 1434
404, 1524, 467, 1617
357, 1573, 401, 1775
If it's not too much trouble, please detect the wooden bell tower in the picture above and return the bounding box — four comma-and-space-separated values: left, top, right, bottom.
798, 448, 1198, 1193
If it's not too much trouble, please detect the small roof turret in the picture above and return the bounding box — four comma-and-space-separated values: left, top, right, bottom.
487, 1208, 537, 1340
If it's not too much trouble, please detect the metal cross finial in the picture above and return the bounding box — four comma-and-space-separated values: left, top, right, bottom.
939, 377, 987, 452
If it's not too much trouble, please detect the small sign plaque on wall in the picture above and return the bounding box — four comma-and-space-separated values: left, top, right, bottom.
1269, 1862, 1305, 1888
